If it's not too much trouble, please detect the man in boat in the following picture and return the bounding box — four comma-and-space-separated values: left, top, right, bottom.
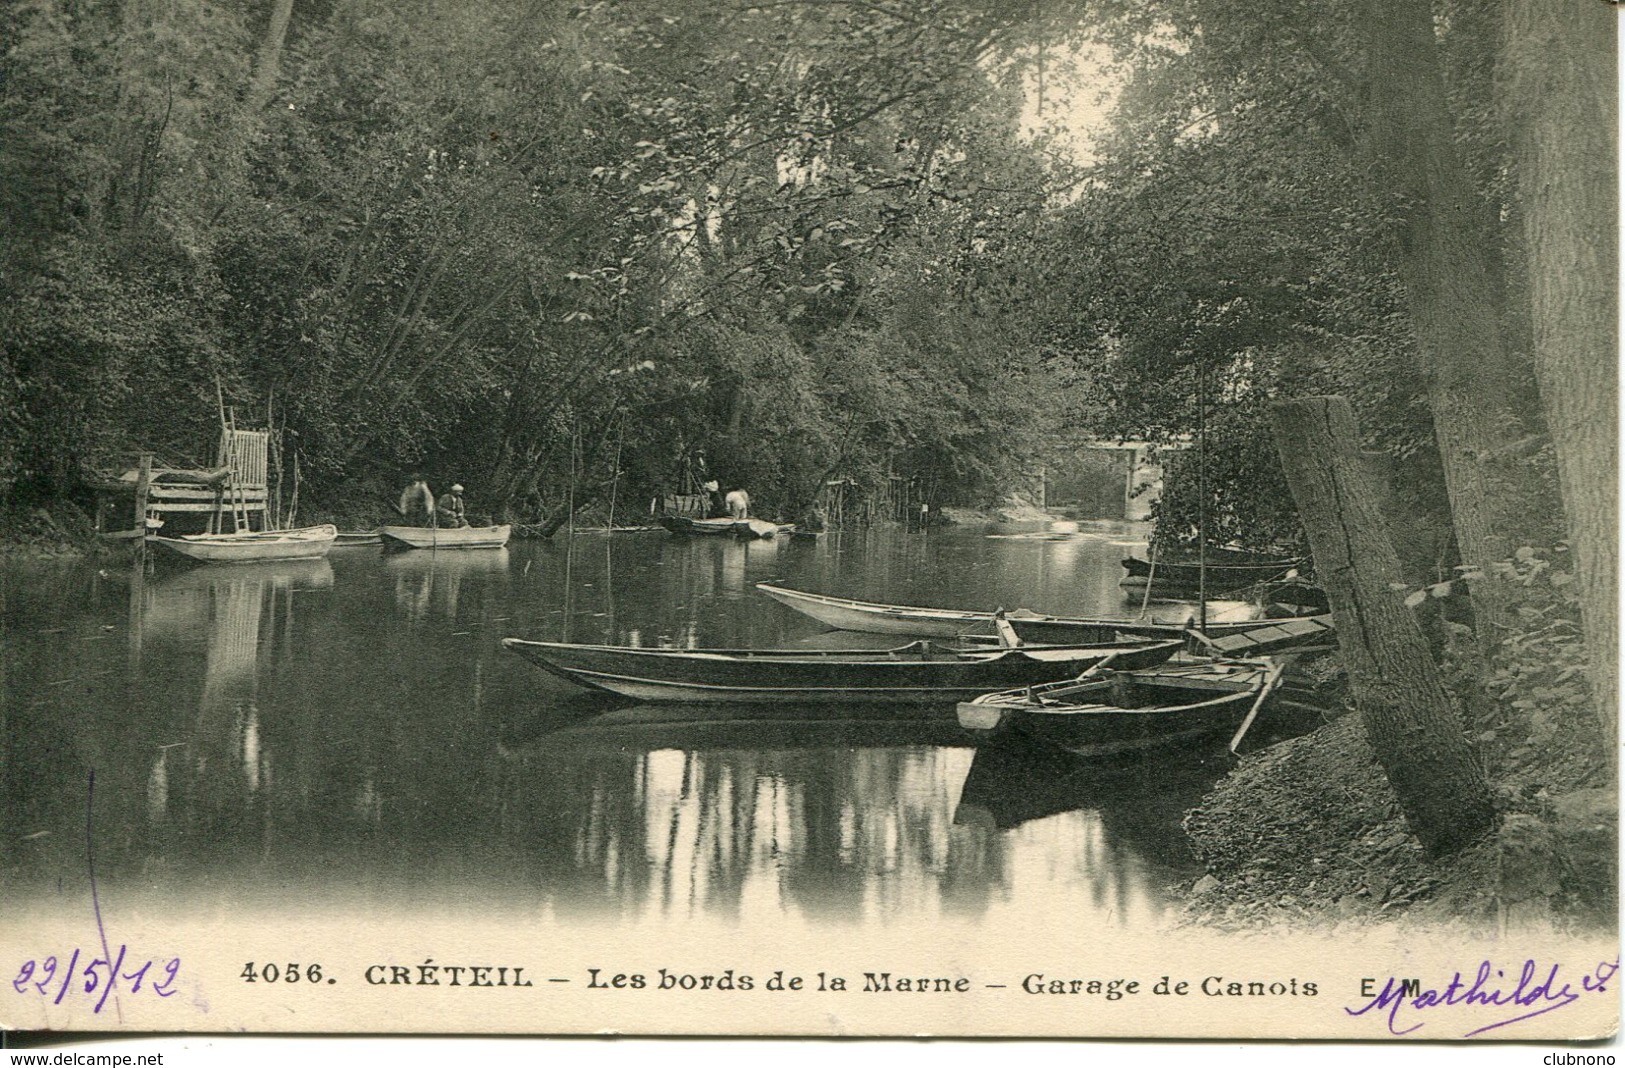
399, 473, 435, 527
725, 488, 750, 519
437, 483, 469, 528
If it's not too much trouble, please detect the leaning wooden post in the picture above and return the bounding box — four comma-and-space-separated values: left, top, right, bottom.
1271, 396, 1495, 857
133, 452, 153, 564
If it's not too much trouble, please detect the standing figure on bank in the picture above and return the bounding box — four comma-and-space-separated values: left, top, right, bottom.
399, 473, 436, 527
703, 480, 726, 518
725, 488, 750, 519
438, 483, 469, 529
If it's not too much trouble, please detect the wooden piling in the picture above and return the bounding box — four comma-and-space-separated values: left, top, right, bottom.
133, 453, 152, 564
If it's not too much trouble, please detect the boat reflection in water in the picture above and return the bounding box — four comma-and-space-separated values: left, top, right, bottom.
143, 558, 337, 838
953, 733, 1227, 919
496, 702, 996, 922
385, 546, 510, 623
494, 699, 1206, 927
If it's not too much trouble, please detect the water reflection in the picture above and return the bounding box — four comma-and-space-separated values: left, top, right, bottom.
492, 735, 989, 923
954, 736, 1222, 927
2, 524, 1226, 933
145, 559, 337, 852
385, 547, 510, 622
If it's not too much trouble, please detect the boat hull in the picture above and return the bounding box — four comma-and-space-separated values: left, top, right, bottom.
956, 660, 1269, 757
754, 583, 1284, 642
148, 524, 338, 563
1120, 553, 1303, 588
378, 524, 512, 550
658, 515, 787, 538
501, 637, 1182, 704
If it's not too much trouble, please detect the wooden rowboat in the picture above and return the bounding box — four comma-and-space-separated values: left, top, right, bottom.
754, 583, 1283, 643
1120, 548, 1306, 588
956, 658, 1278, 757
334, 530, 383, 546
500, 635, 1183, 704
378, 524, 512, 550
657, 515, 789, 539
147, 523, 338, 564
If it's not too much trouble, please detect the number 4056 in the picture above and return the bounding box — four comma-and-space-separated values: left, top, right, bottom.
242, 962, 322, 983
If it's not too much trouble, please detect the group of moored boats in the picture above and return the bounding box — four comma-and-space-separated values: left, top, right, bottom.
146, 522, 512, 562
501, 582, 1336, 760
146, 513, 1334, 759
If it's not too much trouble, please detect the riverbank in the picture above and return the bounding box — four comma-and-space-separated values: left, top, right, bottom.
0, 503, 108, 558
1178, 681, 1616, 932
937, 500, 1061, 525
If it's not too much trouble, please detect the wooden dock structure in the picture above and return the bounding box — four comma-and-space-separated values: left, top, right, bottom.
95, 428, 274, 539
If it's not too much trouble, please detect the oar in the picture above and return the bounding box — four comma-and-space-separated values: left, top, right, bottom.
1072, 650, 1120, 683
1228, 659, 1287, 754
1184, 626, 1222, 655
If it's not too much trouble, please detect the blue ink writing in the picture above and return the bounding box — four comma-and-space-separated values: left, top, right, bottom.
10, 946, 180, 1014
1346, 958, 1618, 1037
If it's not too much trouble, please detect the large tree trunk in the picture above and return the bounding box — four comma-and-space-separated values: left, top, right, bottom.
1358, 0, 1562, 647
1501, 0, 1618, 760
1273, 396, 1495, 857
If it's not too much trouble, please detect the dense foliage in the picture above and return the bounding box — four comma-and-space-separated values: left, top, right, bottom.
0, 0, 1079, 523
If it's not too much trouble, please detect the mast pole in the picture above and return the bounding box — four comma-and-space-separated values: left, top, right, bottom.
1198, 361, 1209, 635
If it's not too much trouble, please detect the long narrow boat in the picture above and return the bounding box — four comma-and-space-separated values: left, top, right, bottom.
1120, 549, 1306, 588
500, 635, 1183, 704
378, 524, 512, 550
754, 583, 1285, 643
147, 523, 338, 564
334, 530, 383, 547
956, 658, 1275, 757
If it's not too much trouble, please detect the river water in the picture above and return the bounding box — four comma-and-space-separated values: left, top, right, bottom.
2, 521, 1261, 943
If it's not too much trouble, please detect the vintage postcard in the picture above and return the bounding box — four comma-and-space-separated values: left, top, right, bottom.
0, 0, 1617, 1049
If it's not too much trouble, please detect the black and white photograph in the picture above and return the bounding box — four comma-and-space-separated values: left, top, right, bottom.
0, 0, 1617, 1049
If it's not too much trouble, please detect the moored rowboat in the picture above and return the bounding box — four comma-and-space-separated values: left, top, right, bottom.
147, 524, 338, 564
956, 658, 1276, 757
754, 583, 1286, 643
658, 515, 789, 538
1120, 549, 1305, 588
500, 635, 1183, 704
379, 524, 512, 550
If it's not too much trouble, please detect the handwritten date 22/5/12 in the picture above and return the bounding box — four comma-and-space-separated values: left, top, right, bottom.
12, 947, 179, 1014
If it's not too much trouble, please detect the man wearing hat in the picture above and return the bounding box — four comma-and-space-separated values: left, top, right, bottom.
437, 482, 469, 529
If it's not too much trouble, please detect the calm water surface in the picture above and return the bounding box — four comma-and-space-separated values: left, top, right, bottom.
2, 522, 1253, 934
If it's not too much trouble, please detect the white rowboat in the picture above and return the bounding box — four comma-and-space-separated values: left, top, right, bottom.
378, 524, 512, 550
147, 524, 338, 563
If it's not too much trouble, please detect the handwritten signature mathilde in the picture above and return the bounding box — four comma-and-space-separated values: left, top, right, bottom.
1345, 959, 1619, 1037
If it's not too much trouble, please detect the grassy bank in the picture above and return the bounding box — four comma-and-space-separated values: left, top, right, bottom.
1178, 676, 1615, 932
